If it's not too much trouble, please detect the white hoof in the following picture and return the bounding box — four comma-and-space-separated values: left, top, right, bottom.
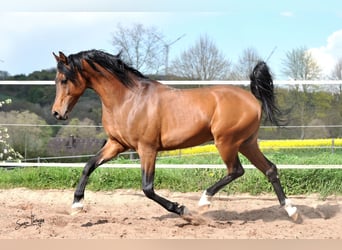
286, 206, 298, 218
72, 202, 84, 209
198, 191, 212, 207
284, 199, 298, 220
70, 202, 84, 215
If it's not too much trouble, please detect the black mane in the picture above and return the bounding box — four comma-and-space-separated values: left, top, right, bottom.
57, 49, 149, 88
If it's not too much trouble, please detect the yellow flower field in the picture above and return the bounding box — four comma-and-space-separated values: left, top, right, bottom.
260, 138, 342, 149
160, 138, 342, 157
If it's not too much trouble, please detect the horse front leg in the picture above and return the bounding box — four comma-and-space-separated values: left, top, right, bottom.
72, 139, 125, 214
139, 149, 187, 216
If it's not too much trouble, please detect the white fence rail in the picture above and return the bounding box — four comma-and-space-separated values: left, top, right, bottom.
1, 162, 342, 169
1, 80, 342, 86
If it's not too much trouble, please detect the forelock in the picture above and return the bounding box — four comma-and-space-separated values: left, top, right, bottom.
57, 60, 77, 82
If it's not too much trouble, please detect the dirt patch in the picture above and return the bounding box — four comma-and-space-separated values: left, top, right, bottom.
0, 188, 340, 239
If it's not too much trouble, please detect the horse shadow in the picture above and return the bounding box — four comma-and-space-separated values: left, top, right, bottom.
202, 203, 340, 222
153, 201, 340, 225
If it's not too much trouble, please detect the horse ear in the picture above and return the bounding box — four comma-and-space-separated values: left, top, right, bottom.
53, 51, 68, 65
59, 51, 68, 64
53, 52, 59, 62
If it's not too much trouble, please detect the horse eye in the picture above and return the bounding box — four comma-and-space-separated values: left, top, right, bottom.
61, 79, 68, 84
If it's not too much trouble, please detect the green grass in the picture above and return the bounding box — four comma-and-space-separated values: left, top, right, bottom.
0, 148, 341, 197
0, 167, 341, 197
261, 148, 342, 165
112, 147, 342, 165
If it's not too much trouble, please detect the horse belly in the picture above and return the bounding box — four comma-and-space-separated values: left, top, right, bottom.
160, 117, 213, 150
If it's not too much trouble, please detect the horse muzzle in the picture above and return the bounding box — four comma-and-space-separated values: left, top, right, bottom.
52, 110, 69, 120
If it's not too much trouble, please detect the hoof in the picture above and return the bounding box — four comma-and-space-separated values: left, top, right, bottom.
291, 210, 299, 221
284, 199, 301, 223
285, 205, 298, 218
182, 206, 191, 216
291, 211, 303, 224
181, 209, 207, 226
198, 191, 212, 207
70, 202, 84, 216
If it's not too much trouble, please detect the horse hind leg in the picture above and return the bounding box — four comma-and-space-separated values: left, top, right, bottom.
239, 140, 299, 221
198, 144, 244, 210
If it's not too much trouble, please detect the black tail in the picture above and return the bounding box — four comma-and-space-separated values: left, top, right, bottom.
250, 61, 281, 126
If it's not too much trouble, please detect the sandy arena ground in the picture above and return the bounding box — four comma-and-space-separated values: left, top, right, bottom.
0, 188, 341, 239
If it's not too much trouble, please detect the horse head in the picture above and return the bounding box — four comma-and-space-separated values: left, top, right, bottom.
51, 51, 87, 120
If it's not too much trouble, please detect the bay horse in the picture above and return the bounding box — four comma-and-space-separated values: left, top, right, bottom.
52, 49, 298, 221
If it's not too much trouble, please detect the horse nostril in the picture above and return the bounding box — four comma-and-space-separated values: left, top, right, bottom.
52, 110, 68, 120
52, 111, 60, 119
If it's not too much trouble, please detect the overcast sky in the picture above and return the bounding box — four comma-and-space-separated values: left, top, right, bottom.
1, 0, 342, 79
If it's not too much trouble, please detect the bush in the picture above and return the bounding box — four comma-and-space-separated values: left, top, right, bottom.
0, 110, 52, 159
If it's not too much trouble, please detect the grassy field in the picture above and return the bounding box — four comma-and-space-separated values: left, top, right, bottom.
114, 147, 342, 165
0, 167, 341, 197
0, 147, 341, 197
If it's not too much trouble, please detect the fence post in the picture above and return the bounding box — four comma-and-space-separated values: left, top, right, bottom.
129, 150, 135, 160
332, 138, 335, 154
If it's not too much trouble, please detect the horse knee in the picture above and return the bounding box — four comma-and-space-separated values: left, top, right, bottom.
265, 165, 279, 183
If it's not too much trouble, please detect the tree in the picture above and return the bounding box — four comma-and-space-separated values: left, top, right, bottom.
0, 110, 52, 159
26, 68, 56, 80
281, 47, 322, 139
330, 58, 342, 121
331, 58, 342, 80
230, 47, 262, 80
56, 117, 106, 139
331, 57, 342, 96
0, 71, 10, 80
170, 34, 231, 80
111, 23, 165, 74
281, 46, 322, 80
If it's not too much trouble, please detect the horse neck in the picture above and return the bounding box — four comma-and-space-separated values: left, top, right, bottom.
87, 73, 133, 109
